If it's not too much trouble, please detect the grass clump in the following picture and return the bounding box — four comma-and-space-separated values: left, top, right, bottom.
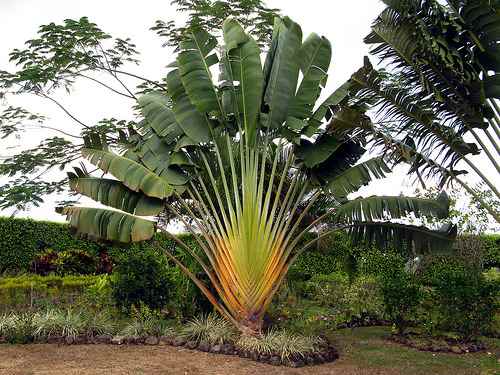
2, 308, 117, 342
236, 329, 324, 361
120, 318, 173, 338
180, 313, 237, 345
81, 310, 116, 336
119, 304, 174, 337
0, 312, 35, 343
33, 309, 85, 338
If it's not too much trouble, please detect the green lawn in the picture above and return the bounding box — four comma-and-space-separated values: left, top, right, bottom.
329, 326, 500, 375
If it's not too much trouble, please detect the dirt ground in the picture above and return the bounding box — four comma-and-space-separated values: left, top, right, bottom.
0, 344, 398, 375
1, 326, 498, 375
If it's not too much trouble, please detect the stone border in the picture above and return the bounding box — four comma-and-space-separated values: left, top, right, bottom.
336, 317, 391, 329
389, 334, 486, 354
0, 334, 339, 368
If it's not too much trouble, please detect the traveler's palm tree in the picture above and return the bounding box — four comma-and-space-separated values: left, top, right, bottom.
59, 18, 455, 334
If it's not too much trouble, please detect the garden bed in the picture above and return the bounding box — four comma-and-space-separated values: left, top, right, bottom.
389, 334, 486, 354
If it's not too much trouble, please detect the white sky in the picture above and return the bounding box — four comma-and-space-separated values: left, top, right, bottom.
0, 0, 498, 230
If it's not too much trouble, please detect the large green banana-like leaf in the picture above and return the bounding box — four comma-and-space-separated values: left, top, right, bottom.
296, 134, 341, 168
352, 59, 481, 166
327, 107, 372, 135
326, 157, 391, 200
58, 206, 156, 242
346, 221, 457, 253
478, 44, 500, 71
263, 17, 302, 129
262, 17, 281, 92
177, 30, 222, 114
463, 0, 500, 109
461, 0, 500, 45
311, 140, 366, 185
304, 80, 352, 137
167, 69, 211, 143
132, 134, 189, 186
365, 8, 417, 64
68, 173, 164, 216
223, 19, 263, 140
334, 193, 450, 223
288, 33, 332, 120
484, 74, 500, 99
82, 147, 173, 199
138, 92, 183, 144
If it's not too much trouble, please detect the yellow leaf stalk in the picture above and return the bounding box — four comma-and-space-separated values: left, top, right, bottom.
167, 135, 320, 335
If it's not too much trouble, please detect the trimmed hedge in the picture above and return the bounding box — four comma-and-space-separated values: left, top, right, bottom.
1, 216, 499, 275
0, 274, 101, 312
0, 217, 100, 272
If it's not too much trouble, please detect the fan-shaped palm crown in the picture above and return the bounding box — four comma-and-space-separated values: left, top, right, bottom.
59, 17, 455, 334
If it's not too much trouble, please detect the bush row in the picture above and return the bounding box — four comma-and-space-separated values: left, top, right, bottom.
2, 216, 499, 274
2, 261, 498, 342
0, 274, 101, 312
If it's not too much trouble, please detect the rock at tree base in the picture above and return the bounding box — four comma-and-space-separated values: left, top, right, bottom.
145, 336, 159, 345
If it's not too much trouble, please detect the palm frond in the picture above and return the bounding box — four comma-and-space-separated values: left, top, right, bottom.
57, 206, 156, 242
82, 136, 173, 199
326, 157, 391, 200
68, 168, 164, 216
345, 221, 457, 253
333, 193, 450, 223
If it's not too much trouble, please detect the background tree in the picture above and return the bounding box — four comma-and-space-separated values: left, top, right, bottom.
348, 0, 500, 222
58, 18, 456, 335
414, 184, 499, 234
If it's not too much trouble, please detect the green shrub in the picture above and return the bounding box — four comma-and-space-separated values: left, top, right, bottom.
29, 249, 59, 275
0, 274, 101, 312
482, 234, 500, 268
288, 232, 350, 281
0, 312, 35, 344
431, 267, 498, 340
30, 248, 100, 276
484, 267, 500, 283
76, 275, 114, 311
302, 272, 350, 307
270, 272, 386, 335
120, 304, 173, 337
180, 313, 237, 345
380, 267, 423, 335
110, 247, 172, 312
54, 249, 98, 275
418, 256, 472, 286
288, 252, 341, 281
344, 275, 385, 322
121, 236, 213, 318
0, 216, 101, 273
357, 247, 405, 278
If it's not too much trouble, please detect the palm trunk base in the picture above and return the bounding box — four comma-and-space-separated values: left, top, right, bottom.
238, 317, 264, 337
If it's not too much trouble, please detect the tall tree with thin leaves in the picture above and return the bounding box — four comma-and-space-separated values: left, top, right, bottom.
349, 0, 500, 222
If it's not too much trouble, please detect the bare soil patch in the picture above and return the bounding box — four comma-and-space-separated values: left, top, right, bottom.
0, 344, 395, 375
